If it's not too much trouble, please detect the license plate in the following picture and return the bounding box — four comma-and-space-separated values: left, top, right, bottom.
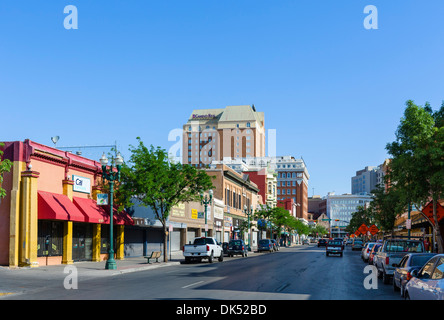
328, 247, 340, 250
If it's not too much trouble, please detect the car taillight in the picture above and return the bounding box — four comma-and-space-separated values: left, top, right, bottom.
385, 257, 390, 265
241, 246, 244, 250
406, 272, 412, 281
367, 248, 370, 253
206, 245, 210, 251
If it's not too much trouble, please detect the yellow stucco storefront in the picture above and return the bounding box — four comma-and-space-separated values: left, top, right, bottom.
0, 140, 132, 268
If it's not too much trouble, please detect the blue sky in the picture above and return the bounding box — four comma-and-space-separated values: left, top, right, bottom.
1, 1, 444, 197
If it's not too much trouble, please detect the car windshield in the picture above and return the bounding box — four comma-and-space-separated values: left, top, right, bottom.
354, 241, 363, 244
372, 245, 381, 252
411, 255, 436, 266
385, 240, 424, 253
229, 240, 242, 246
329, 241, 342, 246
259, 240, 270, 245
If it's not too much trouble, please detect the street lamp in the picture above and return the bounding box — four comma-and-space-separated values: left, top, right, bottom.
100, 152, 124, 270
244, 205, 254, 251
200, 189, 213, 237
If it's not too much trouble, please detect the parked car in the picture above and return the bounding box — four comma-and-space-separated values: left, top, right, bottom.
271, 239, 280, 251
393, 253, 437, 297
361, 242, 377, 262
375, 238, 425, 284
183, 237, 224, 263
318, 239, 327, 247
352, 239, 364, 251
258, 239, 274, 252
326, 240, 344, 257
227, 239, 248, 257
222, 242, 229, 256
302, 238, 310, 245
368, 244, 382, 265
404, 254, 444, 300
346, 239, 353, 246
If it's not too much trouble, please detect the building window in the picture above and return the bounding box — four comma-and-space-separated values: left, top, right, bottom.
247, 122, 251, 128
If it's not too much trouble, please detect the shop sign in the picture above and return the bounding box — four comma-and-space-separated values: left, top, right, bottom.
97, 193, 108, 205
72, 175, 91, 194
172, 203, 185, 217
214, 206, 224, 220
191, 209, 198, 219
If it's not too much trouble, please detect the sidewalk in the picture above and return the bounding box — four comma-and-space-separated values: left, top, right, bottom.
0, 246, 301, 280
0, 250, 184, 277
0, 246, 303, 297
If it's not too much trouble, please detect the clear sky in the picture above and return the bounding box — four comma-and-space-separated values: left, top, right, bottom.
1, 1, 444, 197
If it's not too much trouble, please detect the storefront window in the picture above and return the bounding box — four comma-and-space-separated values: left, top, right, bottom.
37, 220, 64, 257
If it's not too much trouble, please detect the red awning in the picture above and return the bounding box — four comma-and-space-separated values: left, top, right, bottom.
38, 191, 86, 222
73, 197, 133, 225
73, 197, 109, 224
105, 205, 134, 226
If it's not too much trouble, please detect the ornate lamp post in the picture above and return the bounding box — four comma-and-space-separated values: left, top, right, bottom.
244, 205, 253, 251
100, 152, 124, 270
200, 189, 213, 237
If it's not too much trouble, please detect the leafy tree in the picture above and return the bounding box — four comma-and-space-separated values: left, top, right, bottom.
386, 100, 444, 252
0, 143, 13, 199
270, 206, 292, 240
369, 185, 405, 235
345, 206, 374, 235
254, 204, 275, 238
120, 138, 214, 261
309, 224, 328, 238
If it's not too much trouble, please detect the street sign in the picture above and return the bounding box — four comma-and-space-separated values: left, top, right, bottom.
421, 201, 444, 226
354, 230, 360, 237
369, 224, 379, 235
358, 224, 368, 235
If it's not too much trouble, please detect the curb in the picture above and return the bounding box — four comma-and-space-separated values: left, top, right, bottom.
112, 261, 181, 275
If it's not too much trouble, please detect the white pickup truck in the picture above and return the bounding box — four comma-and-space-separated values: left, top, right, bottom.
183, 237, 224, 263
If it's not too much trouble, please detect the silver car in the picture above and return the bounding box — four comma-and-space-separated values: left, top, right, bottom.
361, 242, 377, 262
405, 254, 444, 300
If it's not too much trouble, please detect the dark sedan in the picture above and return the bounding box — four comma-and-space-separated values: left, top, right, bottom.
227, 239, 248, 257
318, 239, 327, 247
393, 252, 437, 297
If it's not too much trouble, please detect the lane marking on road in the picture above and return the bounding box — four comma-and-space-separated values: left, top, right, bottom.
182, 281, 204, 289
275, 283, 290, 292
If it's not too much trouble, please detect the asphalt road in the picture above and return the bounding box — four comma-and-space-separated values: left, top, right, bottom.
1, 244, 402, 301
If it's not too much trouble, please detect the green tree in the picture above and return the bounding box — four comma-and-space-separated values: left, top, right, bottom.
386, 100, 444, 252
369, 185, 405, 235
120, 138, 214, 261
270, 207, 292, 239
0, 143, 13, 199
254, 205, 275, 238
345, 206, 374, 235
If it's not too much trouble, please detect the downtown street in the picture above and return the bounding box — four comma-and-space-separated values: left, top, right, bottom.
0, 243, 399, 301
